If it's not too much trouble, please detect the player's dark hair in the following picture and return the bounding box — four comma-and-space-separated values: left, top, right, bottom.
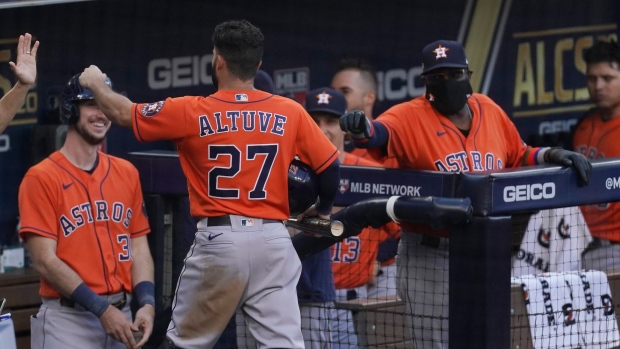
212, 19, 264, 81
335, 58, 379, 92
584, 40, 620, 67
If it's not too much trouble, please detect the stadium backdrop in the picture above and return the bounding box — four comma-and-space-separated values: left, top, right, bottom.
0, 0, 617, 244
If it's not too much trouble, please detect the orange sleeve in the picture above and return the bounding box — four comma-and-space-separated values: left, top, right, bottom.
500, 111, 530, 168
132, 97, 193, 143
18, 169, 59, 241
294, 109, 339, 174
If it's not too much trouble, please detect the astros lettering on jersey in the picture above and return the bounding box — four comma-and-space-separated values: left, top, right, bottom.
19, 152, 150, 298
369, 94, 533, 171
131, 90, 339, 219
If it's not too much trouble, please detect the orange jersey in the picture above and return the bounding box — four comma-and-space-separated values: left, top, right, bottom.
343, 152, 380, 167
132, 90, 339, 220
573, 111, 620, 241
331, 153, 388, 289
349, 147, 398, 168
372, 94, 531, 171
18, 151, 150, 298
331, 227, 384, 290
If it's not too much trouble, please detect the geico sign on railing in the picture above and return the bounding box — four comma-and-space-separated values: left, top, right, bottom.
503, 182, 556, 202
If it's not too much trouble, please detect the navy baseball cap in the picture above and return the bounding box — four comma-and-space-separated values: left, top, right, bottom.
421, 40, 469, 74
254, 70, 275, 93
305, 87, 347, 117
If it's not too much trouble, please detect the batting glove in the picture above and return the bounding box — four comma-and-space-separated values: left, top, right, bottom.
544, 148, 592, 186
339, 110, 372, 140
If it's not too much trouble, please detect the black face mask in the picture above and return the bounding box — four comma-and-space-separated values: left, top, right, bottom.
425, 79, 473, 115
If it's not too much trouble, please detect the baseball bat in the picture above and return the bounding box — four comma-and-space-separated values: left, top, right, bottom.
286, 217, 344, 238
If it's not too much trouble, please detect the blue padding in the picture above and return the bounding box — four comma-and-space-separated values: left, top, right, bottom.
457, 159, 620, 216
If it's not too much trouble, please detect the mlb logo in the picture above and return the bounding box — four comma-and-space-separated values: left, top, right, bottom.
339, 179, 349, 194
235, 94, 248, 101
241, 219, 254, 227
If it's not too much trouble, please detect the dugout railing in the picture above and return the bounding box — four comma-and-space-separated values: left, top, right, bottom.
129, 150, 620, 349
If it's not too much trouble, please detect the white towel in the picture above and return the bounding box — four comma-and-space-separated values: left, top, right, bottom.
512, 271, 619, 349
572, 270, 620, 348
512, 207, 592, 276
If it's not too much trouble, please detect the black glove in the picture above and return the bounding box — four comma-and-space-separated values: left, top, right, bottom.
339, 110, 371, 139
544, 148, 592, 186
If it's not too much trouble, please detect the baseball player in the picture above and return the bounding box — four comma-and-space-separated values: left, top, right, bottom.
304, 87, 394, 348
18, 74, 155, 349
340, 40, 592, 349
0, 33, 38, 133
331, 60, 400, 300
573, 40, 620, 271
78, 19, 340, 349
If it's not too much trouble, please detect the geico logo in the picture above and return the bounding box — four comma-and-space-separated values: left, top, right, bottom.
148, 54, 214, 90
503, 182, 555, 202
376, 66, 425, 101
538, 119, 577, 135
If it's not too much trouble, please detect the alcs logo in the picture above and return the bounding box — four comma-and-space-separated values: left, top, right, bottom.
503, 182, 555, 202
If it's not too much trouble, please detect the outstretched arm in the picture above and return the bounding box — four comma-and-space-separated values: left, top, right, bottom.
79, 65, 133, 128
0, 33, 38, 133
339, 110, 389, 151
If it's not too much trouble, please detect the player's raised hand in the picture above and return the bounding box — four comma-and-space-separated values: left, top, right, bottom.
99, 306, 139, 349
79, 65, 108, 90
339, 110, 372, 139
9, 33, 39, 87
544, 148, 592, 186
132, 304, 155, 348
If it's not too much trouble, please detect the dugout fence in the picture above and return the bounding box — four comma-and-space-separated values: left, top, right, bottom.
129, 151, 620, 349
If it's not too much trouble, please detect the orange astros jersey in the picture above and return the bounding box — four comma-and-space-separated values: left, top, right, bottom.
371, 94, 532, 171
331, 153, 387, 290
18, 151, 150, 298
349, 147, 399, 168
573, 110, 620, 242
132, 90, 339, 219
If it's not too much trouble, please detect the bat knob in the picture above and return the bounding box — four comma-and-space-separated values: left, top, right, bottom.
331, 220, 344, 237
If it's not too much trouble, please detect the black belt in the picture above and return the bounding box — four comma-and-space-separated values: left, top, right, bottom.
420, 235, 441, 249
60, 293, 127, 310
207, 215, 281, 226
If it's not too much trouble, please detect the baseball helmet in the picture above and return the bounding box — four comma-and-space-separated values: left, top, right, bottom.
60, 73, 112, 125
288, 158, 319, 216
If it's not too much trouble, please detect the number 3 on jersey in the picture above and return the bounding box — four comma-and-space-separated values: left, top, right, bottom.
332, 237, 361, 263
208, 144, 278, 199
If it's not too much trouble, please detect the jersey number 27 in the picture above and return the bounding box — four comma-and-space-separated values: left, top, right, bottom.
208, 144, 278, 199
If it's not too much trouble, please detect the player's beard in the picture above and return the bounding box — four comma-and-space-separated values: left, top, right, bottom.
211, 63, 219, 91
425, 79, 473, 116
75, 121, 109, 145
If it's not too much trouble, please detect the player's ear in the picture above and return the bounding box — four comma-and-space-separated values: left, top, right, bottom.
213, 55, 221, 69
364, 91, 376, 109
257, 60, 262, 70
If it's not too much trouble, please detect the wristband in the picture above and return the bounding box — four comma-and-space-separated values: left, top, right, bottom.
134, 281, 155, 308
70, 283, 110, 318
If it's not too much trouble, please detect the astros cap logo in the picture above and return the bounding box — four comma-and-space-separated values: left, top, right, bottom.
317, 91, 332, 104
433, 45, 449, 59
